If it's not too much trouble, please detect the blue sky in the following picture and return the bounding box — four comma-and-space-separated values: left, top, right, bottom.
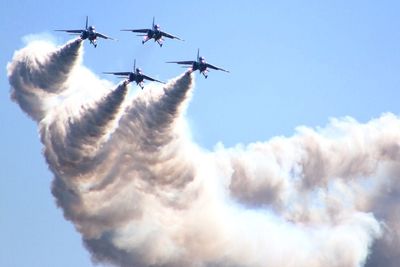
1, 1, 400, 266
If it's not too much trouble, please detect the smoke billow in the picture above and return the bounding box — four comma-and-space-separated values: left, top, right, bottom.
8, 38, 83, 121
8, 38, 400, 267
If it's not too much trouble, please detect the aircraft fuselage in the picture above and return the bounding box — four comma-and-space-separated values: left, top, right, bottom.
129, 73, 144, 84
191, 62, 209, 78
80, 30, 97, 41
147, 30, 162, 41
192, 62, 207, 72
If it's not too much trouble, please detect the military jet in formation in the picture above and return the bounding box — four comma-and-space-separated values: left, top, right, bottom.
103, 60, 164, 89
121, 17, 183, 47
55, 16, 115, 47
167, 49, 229, 78
56, 16, 229, 83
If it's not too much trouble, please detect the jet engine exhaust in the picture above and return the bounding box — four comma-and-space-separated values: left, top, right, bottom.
8, 38, 400, 267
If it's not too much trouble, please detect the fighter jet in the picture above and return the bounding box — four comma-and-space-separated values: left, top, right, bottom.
167, 49, 229, 78
121, 17, 183, 47
55, 16, 115, 47
103, 60, 165, 89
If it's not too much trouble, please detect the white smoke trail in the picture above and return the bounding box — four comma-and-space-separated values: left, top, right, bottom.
7, 38, 400, 267
8, 38, 83, 121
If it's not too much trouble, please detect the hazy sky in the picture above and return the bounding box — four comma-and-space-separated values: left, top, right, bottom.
1, 1, 400, 266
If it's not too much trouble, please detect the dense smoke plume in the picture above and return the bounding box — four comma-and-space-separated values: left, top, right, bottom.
8, 38, 400, 267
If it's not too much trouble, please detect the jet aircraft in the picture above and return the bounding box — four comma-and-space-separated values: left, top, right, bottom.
55, 16, 115, 47
121, 17, 183, 47
167, 49, 229, 78
103, 60, 165, 89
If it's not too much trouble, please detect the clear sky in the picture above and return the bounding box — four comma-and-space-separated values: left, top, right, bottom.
1, 1, 400, 266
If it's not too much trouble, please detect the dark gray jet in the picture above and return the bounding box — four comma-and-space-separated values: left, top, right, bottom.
55, 16, 115, 47
167, 49, 229, 78
121, 17, 183, 47
103, 60, 165, 89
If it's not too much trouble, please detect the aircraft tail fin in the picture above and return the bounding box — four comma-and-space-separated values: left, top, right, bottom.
152, 17, 155, 29
197, 49, 200, 61
85, 16, 88, 30
133, 59, 136, 72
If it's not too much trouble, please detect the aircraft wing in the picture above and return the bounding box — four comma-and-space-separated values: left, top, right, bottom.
161, 31, 183, 41
55, 29, 83, 34
166, 60, 195, 65
205, 63, 229, 72
96, 32, 115, 40
121, 29, 149, 33
142, 74, 165, 84
103, 72, 131, 76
